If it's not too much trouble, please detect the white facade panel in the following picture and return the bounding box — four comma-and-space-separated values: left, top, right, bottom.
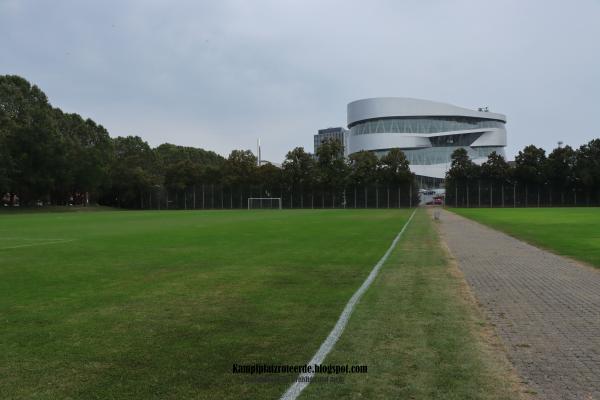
345, 97, 508, 185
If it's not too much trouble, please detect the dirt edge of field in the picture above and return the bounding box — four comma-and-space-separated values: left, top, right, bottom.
429, 208, 535, 400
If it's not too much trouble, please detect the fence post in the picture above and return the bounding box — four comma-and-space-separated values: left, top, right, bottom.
398, 187, 401, 208
455, 185, 458, 208
387, 186, 390, 208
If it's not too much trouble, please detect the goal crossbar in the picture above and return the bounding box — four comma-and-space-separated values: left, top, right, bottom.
247, 197, 282, 210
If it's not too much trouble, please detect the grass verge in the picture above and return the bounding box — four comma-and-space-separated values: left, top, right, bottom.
299, 209, 525, 400
449, 207, 600, 268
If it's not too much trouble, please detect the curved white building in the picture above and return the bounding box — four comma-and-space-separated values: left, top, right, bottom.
347, 97, 507, 187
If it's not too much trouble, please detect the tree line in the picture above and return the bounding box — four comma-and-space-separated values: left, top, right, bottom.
1, 75, 417, 208
446, 141, 600, 206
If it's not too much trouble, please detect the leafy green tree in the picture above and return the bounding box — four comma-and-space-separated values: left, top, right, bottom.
164, 160, 201, 192
0, 75, 66, 204
155, 143, 224, 170
224, 150, 257, 185
446, 148, 479, 182
514, 145, 547, 185
546, 145, 576, 191
574, 139, 600, 190
257, 163, 283, 193
282, 147, 315, 188
348, 150, 379, 185
316, 139, 347, 189
378, 148, 413, 185
480, 151, 511, 182
108, 136, 161, 208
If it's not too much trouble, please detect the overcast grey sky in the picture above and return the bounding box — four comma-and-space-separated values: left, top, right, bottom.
1, 0, 599, 162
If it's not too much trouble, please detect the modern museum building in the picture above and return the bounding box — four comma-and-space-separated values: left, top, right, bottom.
343, 97, 507, 188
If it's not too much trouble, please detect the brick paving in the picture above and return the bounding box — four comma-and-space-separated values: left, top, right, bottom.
438, 210, 600, 400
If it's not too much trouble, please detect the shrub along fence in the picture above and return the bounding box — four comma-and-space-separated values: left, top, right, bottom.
445, 181, 600, 207
133, 184, 418, 210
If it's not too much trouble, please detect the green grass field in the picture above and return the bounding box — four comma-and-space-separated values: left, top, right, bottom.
1, 209, 519, 399
450, 208, 600, 268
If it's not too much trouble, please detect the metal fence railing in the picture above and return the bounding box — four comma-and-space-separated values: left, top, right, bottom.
136, 184, 418, 210
445, 181, 600, 207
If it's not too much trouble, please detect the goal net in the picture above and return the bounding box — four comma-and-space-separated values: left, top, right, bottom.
247, 197, 282, 210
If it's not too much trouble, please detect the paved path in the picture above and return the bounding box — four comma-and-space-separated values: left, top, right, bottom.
438, 210, 600, 400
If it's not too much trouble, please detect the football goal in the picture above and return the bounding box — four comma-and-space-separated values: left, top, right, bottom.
247, 197, 282, 210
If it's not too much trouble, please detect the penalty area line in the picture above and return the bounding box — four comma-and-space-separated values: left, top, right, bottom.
279, 208, 417, 400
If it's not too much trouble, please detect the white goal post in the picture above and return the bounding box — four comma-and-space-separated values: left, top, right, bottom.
247, 197, 282, 210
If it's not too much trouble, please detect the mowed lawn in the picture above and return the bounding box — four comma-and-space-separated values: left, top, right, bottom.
301, 210, 521, 400
0, 209, 412, 399
450, 208, 600, 268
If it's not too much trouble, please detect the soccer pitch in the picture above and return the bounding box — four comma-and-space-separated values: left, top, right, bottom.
450, 208, 600, 268
0, 209, 411, 399
1, 209, 519, 399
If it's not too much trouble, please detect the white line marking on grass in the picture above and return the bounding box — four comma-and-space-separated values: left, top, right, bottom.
0, 239, 76, 250
280, 208, 417, 400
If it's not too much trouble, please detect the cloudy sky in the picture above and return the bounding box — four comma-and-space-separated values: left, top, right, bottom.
1, 0, 599, 162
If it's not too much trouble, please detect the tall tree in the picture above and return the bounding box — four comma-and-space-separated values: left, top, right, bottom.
282, 147, 315, 188
108, 136, 161, 208
348, 150, 379, 185
315, 139, 348, 189
514, 145, 547, 185
480, 151, 511, 182
378, 148, 413, 185
546, 145, 576, 191
224, 150, 257, 185
257, 163, 283, 193
0, 75, 65, 203
574, 139, 600, 190
446, 148, 479, 182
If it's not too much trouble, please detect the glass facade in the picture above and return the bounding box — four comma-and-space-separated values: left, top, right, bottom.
374, 147, 505, 166
350, 116, 504, 135
314, 127, 347, 156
